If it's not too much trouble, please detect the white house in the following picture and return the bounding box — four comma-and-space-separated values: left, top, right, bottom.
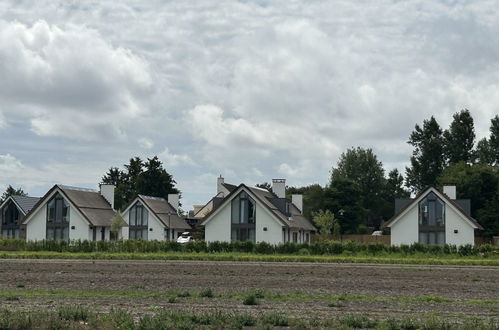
384, 185, 483, 246
201, 178, 316, 244
23, 184, 116, 241
0, 195, 40, 239
121, 194, 191, 240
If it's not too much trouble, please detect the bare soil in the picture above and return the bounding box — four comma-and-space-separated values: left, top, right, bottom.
0, 259, 497, 320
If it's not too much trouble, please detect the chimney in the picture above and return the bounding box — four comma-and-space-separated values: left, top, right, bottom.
272, 179, 286, 198
100, 184, 115, 210
217, 175, 224, 195
443, 185, 456, 200
168, 194, 179, 213
292, 194, 303, 214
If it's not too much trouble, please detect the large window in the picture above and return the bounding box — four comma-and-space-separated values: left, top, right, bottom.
46, 193, 70, 240
418, 192, 445, 245
1, 201, 20, 238
129, 202, 148, 239
231, 191, 256, 242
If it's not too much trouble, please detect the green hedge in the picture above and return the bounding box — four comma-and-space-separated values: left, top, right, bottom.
0, 238, 497, 257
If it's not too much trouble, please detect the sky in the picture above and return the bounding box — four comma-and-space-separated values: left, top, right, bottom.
1, 0, 499, 210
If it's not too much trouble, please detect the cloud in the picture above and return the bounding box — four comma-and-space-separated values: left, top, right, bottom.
158, 147, 196, 167
138, 138, 153, 149
0, 20, 153, 140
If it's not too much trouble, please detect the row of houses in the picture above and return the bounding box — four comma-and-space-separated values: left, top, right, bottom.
0, 177, 483, 246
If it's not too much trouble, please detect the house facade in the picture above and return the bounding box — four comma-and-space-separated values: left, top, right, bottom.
121, 194, 191, 240
0, 195, 40, 239
201, 178, 316, 244
23, 184, 116, 241
385, 185, 482, 246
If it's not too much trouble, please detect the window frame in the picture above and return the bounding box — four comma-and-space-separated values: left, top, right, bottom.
231, 191, 256, 242
46, 193, 70, 241
129, 202, 148, 240
418, 192, 445, 245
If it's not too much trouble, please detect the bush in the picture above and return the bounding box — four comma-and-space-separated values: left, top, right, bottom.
254, 242, 274, 254
260, 311, 288, 326
199, 288, 214, 298
242, 294, 259, 305
58, 305, 92, 322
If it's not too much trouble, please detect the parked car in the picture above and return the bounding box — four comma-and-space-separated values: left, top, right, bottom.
371, 230, 383, 236
177, 232, 193, 244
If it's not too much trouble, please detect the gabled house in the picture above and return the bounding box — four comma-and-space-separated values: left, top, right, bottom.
384, 185, 483, 246
121, 194, 191, 240
201, 178, 316, 244
0, 195, 40, 239
23, 184, 116, 241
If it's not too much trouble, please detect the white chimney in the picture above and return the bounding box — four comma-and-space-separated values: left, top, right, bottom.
292, 194, 303, 214
217, 175, 224, 195
100, 184, 115, 210
443, 185, 456, 200
272, 179, 286, 198
168, 194, 179, 213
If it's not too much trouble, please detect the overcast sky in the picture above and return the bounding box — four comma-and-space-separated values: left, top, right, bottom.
1, 0, 499, 210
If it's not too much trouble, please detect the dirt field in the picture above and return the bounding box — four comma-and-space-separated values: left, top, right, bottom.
0, 259, 497, 320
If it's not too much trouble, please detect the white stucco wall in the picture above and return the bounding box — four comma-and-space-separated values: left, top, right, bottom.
122, 204, 178, 241
26, 198, 91, 241
204, 201, 231, 242
445, 206, 475, 246
25, 204, 47, 241
255, 203, 283, 244
390, 205, 419, 246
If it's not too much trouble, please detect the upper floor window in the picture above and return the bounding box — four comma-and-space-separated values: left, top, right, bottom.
231, 191, 256, 242
46, 193, 69, 240
418, 192, 445, 245
129, 202, 148, 239
1, 201, 20, 238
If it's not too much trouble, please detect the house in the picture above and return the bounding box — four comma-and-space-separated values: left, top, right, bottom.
201, 178, 316, 244
23, 184, 116, 241
384, 185, 483, 246
121, 194, 191, 240
0, 195, 40, 239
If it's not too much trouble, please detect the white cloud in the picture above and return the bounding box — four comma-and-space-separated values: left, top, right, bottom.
0, 20, 153, 140
158, 147, 195, 167
138, 137, 153, 149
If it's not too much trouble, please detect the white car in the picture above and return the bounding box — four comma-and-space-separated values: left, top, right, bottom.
177, 232, 193, 244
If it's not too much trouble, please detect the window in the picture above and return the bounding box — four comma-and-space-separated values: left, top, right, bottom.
129, 202, 148, 239
418, 192, 445, 245
231, 191, 256, 242
292, 232, 298, 243
46, 194, 70, 240
1, 201, 21, 238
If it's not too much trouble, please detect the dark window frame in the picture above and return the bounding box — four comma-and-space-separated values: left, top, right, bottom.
231, 191, 256, 242
418, 192, 445, 245
129, 202, 148, 240
46, 193, 70, 241
1, 200, 21, 238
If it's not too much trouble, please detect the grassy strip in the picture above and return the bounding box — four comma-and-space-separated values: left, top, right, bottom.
1, 250, 499, 265
2, 288, 498, 308
0, 306, 498, 330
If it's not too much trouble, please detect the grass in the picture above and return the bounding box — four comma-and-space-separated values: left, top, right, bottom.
0, 307, 497, 329
0, 288, 497, 309
1, 250, 498, 266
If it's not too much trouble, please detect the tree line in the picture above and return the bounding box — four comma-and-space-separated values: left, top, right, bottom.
286, 110, 499, 237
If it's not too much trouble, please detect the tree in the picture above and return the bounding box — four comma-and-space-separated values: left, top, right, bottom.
443, 109, 475, 165
379, 169, 410, 221
489, 115, 499, 165
110, 210, 127, 239
475, 138, 494, 165
0, 185, 27, 204
330, 147, 385, 229
256, 182, 272, 191
324, 178, 366, 234
287, 184, 325, 220
405, 116, 445, 193
101, 156, 180, 210
312, 209, 336, 240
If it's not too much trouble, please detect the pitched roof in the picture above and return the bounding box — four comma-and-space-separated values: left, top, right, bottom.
222, 183, 238, 193
2, 195, 40, 215
23, 185, 115, 227
137, 195, 191, 230
202, 184, 316, 231
385, 187, 483, 230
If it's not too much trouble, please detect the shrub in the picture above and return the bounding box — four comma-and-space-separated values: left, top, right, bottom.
199, 288, 214, 298
339, 314, 378, 328
260, 311, 288, 326
242, 294, 259, 305
254, 242, 274, 254
58, 305, 92, 322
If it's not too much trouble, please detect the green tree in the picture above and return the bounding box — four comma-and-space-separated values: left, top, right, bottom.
489, 115, 499, 165
475, 138, 494, 165
110, 210, 127, 239
437, 162, 499, 236
443, 109, 475, 165
256, 182, 272, 191
312, 209, 336, 240
0, 185, 27, 204
287, 184, 325, 220
102, 156, 180, 210
324, 178, 365, 234
330, 147, 385, 230
379, 169, 410, 221
405, 116, 445, 193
